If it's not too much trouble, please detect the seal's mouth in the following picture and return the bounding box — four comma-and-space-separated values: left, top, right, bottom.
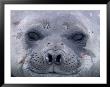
38, 71, 63, 75
48, 71, 57, 74
24, 63, 82, 76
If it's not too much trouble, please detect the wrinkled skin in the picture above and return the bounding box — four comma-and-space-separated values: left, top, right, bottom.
11, 11, 100, 77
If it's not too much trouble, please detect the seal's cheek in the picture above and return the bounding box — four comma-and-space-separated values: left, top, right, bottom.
80, 48, 96, 59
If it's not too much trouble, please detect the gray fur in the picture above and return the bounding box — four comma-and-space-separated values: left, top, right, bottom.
11, 10, 100, 77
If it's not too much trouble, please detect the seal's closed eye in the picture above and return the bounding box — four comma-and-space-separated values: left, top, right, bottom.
67, 31, 88, 47
67, 32, 86, 41
72, 33, 85, 41
28, 32, 40, 41
26, 29, 44, 41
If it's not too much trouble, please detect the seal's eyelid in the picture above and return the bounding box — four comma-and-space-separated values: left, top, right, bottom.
72, 33, 85, 41
26, 30, 43, 41
67, 32, 87, 41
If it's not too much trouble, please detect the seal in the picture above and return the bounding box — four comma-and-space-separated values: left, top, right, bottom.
11, 11, 100, 77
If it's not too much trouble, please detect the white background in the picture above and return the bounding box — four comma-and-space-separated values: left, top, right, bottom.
5, 4, 107, 84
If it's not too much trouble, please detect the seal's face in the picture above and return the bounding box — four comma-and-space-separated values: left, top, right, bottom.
11, 11, 100, 77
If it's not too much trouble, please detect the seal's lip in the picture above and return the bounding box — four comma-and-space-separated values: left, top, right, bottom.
48, 71, 57, 74
23, 63, 82, 76
27, 65, 81, 75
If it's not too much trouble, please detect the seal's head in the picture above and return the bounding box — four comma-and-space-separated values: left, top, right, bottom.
11, 11, 100, 77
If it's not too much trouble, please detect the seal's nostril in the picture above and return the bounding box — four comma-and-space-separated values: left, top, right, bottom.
46, 53, 53, 64
48, 54, 52, 62
55, 54, 62, 65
